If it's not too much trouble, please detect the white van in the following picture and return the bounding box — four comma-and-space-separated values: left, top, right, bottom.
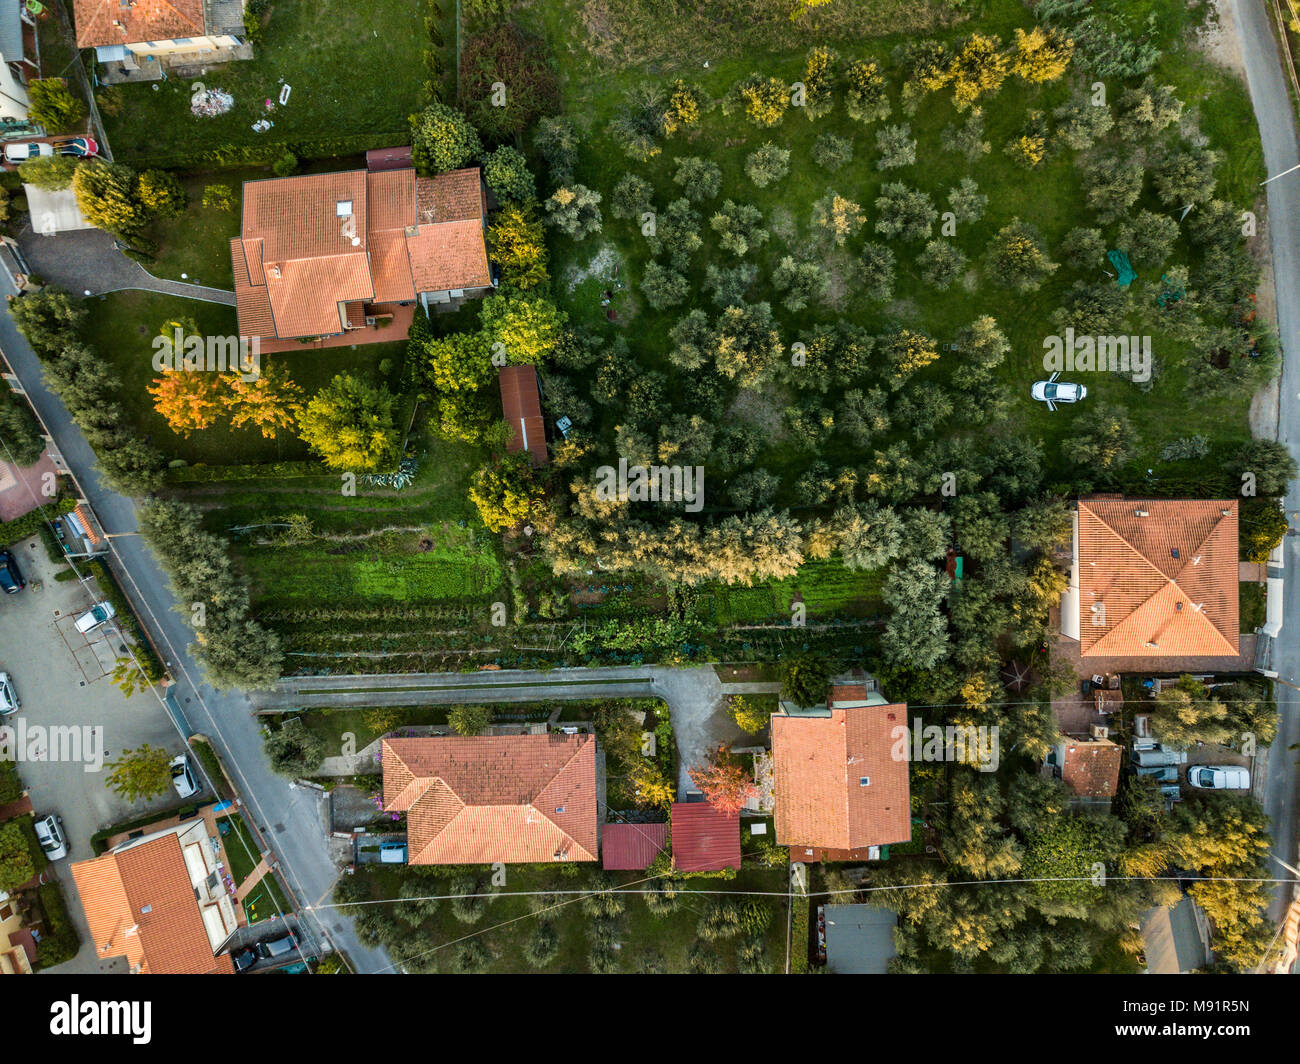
1187, 765, 1250, 790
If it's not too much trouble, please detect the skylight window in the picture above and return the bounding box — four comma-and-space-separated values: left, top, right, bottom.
336, 200, 353, 217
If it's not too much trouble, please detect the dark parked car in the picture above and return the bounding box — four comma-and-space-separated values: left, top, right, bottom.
0, 550, 24, 593
231, 947, 258, 972
255, 932, 299, 960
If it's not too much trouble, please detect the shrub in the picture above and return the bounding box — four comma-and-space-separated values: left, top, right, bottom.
545, 184, 602, 240
459, 24, 559, 138
874, 123, 916, 170
729, 695, 768, 733
17, 155, 77, 191
812, 133, 854, 172
744, 142, 790, 188
448, 703, 493, 735
845, 59, 890, 123
811, 191, 865, 247
918, 239, 967, 289
858, 242, 896, 302
710, 200, 766, 257
28, 79, 86, 134
611, 174, 654, 220
873, 182, 936, 242
271, 151, 298, 177
136, 169, 186, 217
986, 219, 1057, 292
608, 84, 669, 161
263, 719, 325, 777
410, 101, 482, 174
202, 183, 236, 211
482, 145, 535, 204
672, 156, 721, 202
724, 73, 788, 127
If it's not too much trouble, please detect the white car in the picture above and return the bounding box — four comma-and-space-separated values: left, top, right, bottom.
0, 671, 18, 715
1031, 371, 1087, 411
74, 600, 116, 634
170, 754, 199, 799
1186, 765, 1250, 790
34, 814, 68, 861
3, 141, 53, 163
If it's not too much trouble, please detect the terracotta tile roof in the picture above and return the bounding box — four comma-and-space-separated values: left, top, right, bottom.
671, 803, 741, 872
1059, 739, 1122, 799
232, 166, 489, 340
602, 822, 668, 870
367, 145, 413, 172
73, 503, 101, 545
1076, 497, 1239, 658
498, 365, 548, 466
74, 0, 205, 48
70, 836, 234, 975
415, 169, 485, 223
772, 704, 912, 852
383, 735, 598, 865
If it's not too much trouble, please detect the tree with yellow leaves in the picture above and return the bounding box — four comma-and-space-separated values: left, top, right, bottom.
225, 362, 303, 438
147, 368, 230, 436
1011, 26, 1074, 83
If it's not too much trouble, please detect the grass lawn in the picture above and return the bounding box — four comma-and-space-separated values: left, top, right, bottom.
1240, 580, 1266, 633
219, 813, 263, 886
143, 168, 267, 286
88, 290, 405, 464
98, 0, 449, 169
244, 868, 294, 925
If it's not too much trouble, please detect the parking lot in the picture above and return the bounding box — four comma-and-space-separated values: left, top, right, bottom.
0, 535, 189, 967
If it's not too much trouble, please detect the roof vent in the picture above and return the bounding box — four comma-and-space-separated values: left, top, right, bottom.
1145, 641, 1158, 648
140, 904, 152, 914
1221, 509, 1231, 517
859, 776, 870, 787
268, 264, 281, 279
1171, 548, 1179, 559
404, 225, 418, 237
555, 805, 565, 813
1134, 509, 1149, 517
1175, 602, 1183, 611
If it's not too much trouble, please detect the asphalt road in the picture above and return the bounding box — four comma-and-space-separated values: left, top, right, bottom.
1233, 0, 1300, 928
0, 275, 391, 974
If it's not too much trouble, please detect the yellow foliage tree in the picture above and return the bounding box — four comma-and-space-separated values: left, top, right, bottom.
147, 368, 230, 436
225, 363, 303, 438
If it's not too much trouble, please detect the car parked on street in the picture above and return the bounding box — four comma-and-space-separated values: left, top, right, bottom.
74, 601, 116, 634
0, 550, 25, 593
0, 671, 19, 714
169, 753, 199, 799
34, 813, 68, 860
1186, 765, 1250, 790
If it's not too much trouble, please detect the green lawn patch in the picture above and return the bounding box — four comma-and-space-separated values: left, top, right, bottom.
219, 813, 263, 887
1240, 580, 1266, 633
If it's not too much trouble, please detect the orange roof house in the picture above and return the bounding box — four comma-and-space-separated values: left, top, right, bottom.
772, 680, 911, 862
1046, 735, 1122, 800
231, 164, 491, 346
382, 734, 598, 865
1062, 497, 1239, 659
70, 824, 237, 975
74, 0, 250, 79
498, 365, 548, 466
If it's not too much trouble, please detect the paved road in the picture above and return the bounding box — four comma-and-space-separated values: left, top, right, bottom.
1234, 0, 1300, 931
0, 275, 389, 974
258, 666, 781, 796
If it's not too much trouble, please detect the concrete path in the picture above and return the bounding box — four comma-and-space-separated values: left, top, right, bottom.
258, 666, 782, 797
0, 276, 388, 973
1233, 0, 1300, 930
17, 226, 235, 305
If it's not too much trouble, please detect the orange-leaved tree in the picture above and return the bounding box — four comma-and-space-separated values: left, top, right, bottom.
147, 368, 230, 436
687, 743, 757, 816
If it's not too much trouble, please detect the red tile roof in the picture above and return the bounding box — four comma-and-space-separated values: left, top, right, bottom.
383, 735, 598, 865
1059, 739, 1122, 799
498, 365, 548, 466
671, 803, 741, 872
772, 704, 911, 852
367, 145, 414, 172
1076, 497, 1239, 658
74, 0, 205, 48
602, 822, 668, 870
70, 835, 234, 975
231, 165, 489, 340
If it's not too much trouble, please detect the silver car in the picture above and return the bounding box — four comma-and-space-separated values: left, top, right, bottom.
34, 814, 68, 861
0, 672, 19, 715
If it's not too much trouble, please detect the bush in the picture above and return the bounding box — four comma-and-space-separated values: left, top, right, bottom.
874, 123, 916, 169
27, 79, 86, 134
410, 101, 482, 175
672, 157, 721, 202
610, 174, 654, 220
545, 184, 602, 240
271, 151, 298, 177
448, 703, 492, 735
724, 73, 788, 127
812, 133, 854, 172
744, 142, 791, 188
263, 719, 326, 777
202, 183, 236, 211
136, 169, 186, 217
482, 146, 535, 204
459, 24, 559, 138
